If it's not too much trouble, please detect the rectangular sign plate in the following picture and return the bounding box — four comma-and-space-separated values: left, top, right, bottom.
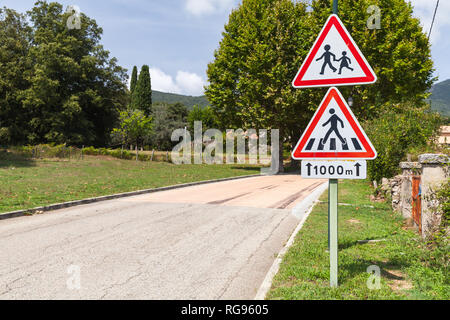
301, 160, 366, 179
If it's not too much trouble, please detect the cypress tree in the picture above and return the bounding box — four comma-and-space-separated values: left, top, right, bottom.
130, 66, 138, 94
132, 65, 152, 116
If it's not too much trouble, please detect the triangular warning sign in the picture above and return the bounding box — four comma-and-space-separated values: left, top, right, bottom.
292, 87, 377, 160
292, 14, 377, 88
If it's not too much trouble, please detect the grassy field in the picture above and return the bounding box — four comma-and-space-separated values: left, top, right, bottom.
0, 151, 260, 214
267, 180, 449, 300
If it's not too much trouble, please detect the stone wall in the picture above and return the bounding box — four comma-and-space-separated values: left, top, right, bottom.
419, 154, 449, 238
387, 154, 448, 238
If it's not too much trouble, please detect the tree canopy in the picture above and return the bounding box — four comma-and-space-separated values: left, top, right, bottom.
111, 109, 153, 149
205, 0, 435, 169
0, 1, 128, 146
130, 66, 138, 94
131, 65, 152, 116
187, 105, 218, 134
151, 103, 189, 151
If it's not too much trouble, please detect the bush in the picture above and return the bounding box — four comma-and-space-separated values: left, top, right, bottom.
6, 144, 165, 162
81, 146, 97, 155
81, 146, 136, 160
9, 144, 82, 159
363, 102, 441, 182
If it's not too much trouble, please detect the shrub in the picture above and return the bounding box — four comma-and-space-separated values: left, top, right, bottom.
82, 146, 97, 155
363, 102, 441, 182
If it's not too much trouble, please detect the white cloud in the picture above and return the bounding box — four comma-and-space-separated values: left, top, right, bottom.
409, 0, 450, 45
150, 68, 179, 93
185, 0, 235, 16
148, 68, 206, 96
176, 71, 206, 96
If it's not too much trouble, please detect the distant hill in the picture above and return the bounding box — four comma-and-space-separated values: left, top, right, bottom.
152, 90, 209, 109
429, 79, 450, 117
152, 80, 450, 115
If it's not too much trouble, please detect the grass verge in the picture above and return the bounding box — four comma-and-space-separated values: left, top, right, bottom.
0, 151, 260, 214
267, 179, 449, 300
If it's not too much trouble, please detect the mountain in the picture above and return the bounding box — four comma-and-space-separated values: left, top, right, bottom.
429, 79, 450, 117
152, 80, 450, 115
152, 90, 209, 109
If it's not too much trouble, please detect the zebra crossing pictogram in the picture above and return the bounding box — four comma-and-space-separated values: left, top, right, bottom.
304, 137, 362, 152
292, 87, 377, 160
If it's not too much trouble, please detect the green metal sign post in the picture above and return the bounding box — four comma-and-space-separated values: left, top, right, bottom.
329, 178, 338, 287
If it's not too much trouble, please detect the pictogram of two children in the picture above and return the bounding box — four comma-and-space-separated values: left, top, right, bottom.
316, 44, 354, 75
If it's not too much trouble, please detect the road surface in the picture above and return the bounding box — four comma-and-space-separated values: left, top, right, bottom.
0, 174, 324, 299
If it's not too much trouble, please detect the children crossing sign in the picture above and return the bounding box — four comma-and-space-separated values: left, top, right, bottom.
291, 5, 378, 288
292, 14, 377, 88
292, 87, 377, 161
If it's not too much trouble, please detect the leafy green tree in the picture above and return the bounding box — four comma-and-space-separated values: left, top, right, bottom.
111, 109, 153, 158
187, 105, 218, 133
205, 0, 435, 171
364, 103, 441, 182
206, 0, 318, 171
130, 66, 138, 94
0, 8, 32, 145
151, 103, 189, 150
0, 2, 128, 146
310, 0, 434, 118
132, 65, 152, 116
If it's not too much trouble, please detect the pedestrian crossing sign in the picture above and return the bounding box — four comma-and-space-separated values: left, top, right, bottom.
292, 14, 377, 88
292, 87, 377, 160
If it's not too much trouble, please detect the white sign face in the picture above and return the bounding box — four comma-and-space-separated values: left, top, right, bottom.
292, 14, 377, 88
301, 160, 366, 179
292, 87, 377, 160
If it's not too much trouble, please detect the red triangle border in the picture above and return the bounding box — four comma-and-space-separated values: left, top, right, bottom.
292, 88, 377, 159
292, 15, 376, 88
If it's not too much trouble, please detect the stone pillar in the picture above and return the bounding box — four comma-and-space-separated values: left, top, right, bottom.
398, 162, 421, 220
418, 154, 449, 238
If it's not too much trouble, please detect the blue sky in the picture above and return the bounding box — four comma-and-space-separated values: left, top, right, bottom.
1, 0, 449, 96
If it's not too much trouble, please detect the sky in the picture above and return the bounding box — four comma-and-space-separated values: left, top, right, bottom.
1, 0, 449, 96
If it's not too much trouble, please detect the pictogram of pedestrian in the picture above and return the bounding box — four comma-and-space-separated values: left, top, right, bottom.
336, 51, 354, 74
321, 108, 347, 147
316, 44, 337, 74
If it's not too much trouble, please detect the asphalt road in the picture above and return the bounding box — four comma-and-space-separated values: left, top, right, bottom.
0, 175, 324, 299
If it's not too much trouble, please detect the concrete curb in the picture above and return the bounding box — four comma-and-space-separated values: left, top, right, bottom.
0, 174, 260, 221
254, 182, 328, 300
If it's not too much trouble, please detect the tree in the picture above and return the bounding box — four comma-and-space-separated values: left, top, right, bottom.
151, 103, 189, 151
205, 0, 435, 172
0, 2, 128, 146
310, 0, 434, 118
0, 8, 32, 145
206, 0, 316, 172
187, 106, 218, 134
363, 102, 441, 182
111, 109, 153, 159
130, 66, 138, 94
132, 65, 152, 116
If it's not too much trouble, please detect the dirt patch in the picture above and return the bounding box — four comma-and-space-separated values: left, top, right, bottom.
370, 194, 386, 203
347, 219, 361, 224
383, 269, 413, 292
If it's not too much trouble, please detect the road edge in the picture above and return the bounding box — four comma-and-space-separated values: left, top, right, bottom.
0, 174, 260, 221
254, 182, 328, 300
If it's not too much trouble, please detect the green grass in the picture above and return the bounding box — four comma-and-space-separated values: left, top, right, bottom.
267, 180, 449, 300
0, 151, 260, 214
